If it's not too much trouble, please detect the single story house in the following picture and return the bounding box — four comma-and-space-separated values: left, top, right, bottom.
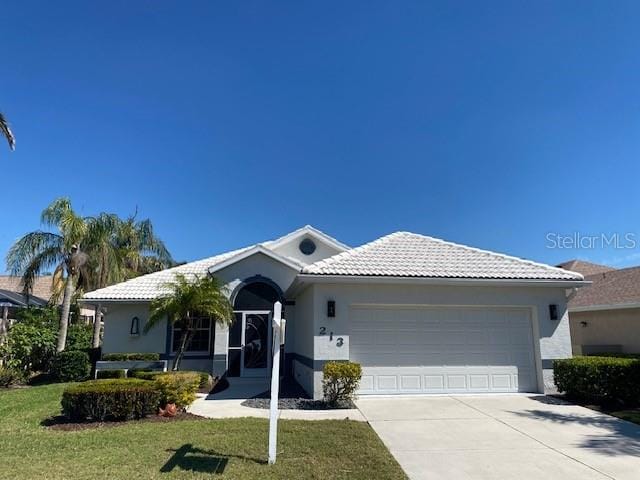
0, 275, 95, 323
83, 226, 585, 399
559, 260, 640, 355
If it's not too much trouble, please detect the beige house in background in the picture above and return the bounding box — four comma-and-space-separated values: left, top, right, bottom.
558, 260, 640, 355
0, 275, 95, 323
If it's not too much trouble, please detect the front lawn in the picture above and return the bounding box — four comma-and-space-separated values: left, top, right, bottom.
598, 408, 640, 425
0, 384, 406, 479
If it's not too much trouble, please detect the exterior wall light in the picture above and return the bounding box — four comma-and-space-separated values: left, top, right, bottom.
549, 304, 559, 321
327, 300, 336, 318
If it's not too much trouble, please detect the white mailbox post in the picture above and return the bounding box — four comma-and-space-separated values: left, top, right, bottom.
268, 301, 286, 465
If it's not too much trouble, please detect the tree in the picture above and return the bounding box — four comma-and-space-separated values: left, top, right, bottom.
7, 198, 88, 352
82, 213, 173, 348
0, 112, 15, 153
7, 198, 174, 352
145, 274, 233, 370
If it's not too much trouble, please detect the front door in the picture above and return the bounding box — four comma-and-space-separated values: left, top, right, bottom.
240, 311, 271, 377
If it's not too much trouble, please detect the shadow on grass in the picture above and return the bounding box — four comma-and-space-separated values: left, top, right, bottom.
161, 444, 266, 474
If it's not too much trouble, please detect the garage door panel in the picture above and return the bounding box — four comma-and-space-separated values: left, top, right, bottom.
350, 306, 537, 394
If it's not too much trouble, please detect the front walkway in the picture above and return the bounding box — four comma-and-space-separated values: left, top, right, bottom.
356, 394, 640, 480
189, 378, 365, 421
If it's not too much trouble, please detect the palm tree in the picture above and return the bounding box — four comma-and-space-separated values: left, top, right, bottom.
7, 198, 88, 352
82, 214, 173, 348
0, 112, 15, 152
114, 215, 173, 277
145, 274, 233, 370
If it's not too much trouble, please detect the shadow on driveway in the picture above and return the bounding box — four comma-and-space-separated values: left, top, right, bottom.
509, 407, 640, 456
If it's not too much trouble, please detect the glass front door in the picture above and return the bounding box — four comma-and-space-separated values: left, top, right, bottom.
240, 311, 271, 377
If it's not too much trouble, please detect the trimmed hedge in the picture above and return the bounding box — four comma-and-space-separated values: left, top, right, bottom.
554, 356, 640, 405
128, 370, 163, 381
322, 361, 362, 406
128, 369, 213, 390
101, 353, 160, 361
96, 369, 126, 379
0, 367, 25, 387
51, 351, 91, 382
61, 379, 161, 421
154, 372, 200, 409
590, 353, 640, 359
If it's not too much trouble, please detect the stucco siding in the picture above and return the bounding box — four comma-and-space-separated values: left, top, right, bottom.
215, 252, 299, 298
569, 308, 640, 354
292, 285, 315, 360
271, 236, 344, 266
102, 303, 166, 354
302, 283, 572, 398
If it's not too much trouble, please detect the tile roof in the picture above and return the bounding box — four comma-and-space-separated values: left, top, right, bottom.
83, 229, 584, 302
303, 232, 584, 281
570, 266, 640, 309
0, 289, 48, 307
557, 259, 615, 277
83, 247, 251, 301
0, 275, 57, 303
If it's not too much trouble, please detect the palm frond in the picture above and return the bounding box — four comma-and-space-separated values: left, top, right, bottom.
0, 112, 15, 151
20, 247, 64, 296
146, 274, 233, 333
6, 231, 64, 275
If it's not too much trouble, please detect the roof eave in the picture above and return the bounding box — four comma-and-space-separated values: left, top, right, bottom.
296, 273, 588, 288
569, 302, 640, 313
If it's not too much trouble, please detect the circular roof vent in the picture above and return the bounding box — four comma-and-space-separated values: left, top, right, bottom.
299, 238, 316, 255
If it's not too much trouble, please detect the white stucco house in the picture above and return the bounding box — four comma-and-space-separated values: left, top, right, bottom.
82, 226, 585, 399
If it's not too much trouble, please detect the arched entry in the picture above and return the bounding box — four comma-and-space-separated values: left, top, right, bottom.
227, 278, 283, 377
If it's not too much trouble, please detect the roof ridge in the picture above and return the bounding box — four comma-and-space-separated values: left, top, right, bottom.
401, 231, 584, 280
303, 231, 400, 271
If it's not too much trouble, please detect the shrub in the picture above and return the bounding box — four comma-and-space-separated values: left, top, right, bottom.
66, 324, 93, 351
0, 320, 57, 373
128, 369, 163, 381
194, 371, 214, 391
96, 369, 126, 379
154, 372, 200, 409
0, 367, 25, 387
102, 353, 160, 361
51, 351, 91, 382
590, 353, 640, 359
554, 356, 640, 406
322, 361, 362, 406
61, 379, 161, 421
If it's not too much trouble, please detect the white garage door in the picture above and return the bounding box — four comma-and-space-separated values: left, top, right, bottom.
350, 305, 537, 394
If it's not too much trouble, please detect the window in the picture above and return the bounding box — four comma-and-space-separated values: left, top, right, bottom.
299, 238, 316, 255
171, 317, 212, 354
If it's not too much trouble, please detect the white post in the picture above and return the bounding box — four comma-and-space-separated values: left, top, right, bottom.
268, 301, 284, 465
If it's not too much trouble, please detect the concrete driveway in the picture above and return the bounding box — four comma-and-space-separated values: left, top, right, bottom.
356, 395, 640, 480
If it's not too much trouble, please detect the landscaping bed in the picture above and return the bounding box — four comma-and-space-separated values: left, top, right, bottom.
240, 380, 355, 410
43, 411, 205, 431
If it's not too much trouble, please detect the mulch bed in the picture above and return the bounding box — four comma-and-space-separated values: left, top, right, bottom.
43, 411, 206, 431
239, 379, 355, 410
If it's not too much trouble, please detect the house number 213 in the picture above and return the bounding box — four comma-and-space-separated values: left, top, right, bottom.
319, 327, 344, 347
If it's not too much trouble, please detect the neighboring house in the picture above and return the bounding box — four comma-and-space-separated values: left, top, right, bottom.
83, 226, 585, 399
0, 275, 95, 323
559, 260, 640, 355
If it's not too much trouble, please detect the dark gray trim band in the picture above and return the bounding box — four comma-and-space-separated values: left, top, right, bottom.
289, 352, 348, 371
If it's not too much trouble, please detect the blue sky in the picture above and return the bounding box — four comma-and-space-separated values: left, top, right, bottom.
2, 1, 640, 270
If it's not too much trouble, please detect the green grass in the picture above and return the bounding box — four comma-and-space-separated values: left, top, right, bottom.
0, 384, 406, 480
608, 409, 640, 425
